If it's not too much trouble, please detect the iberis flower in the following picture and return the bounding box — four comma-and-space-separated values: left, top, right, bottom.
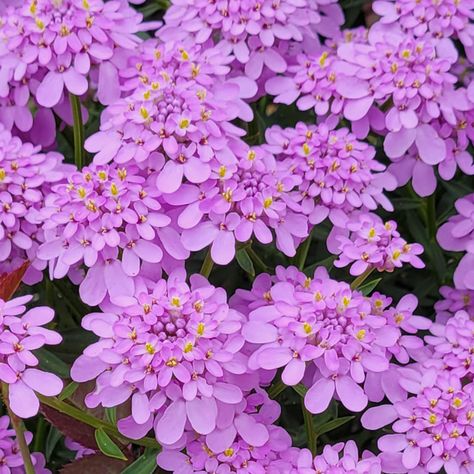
71, 269, 251, 447
38, 162, 188, 306
362, 367, 474, 474
232, 265, 430, 415
331, 212, 424, 276
437, 193, 474, 290
425, 310, 474, 380
296, 441, 381, 473
158, 0, 343, 82
0, 295, 62, 418
264, 121, 396, 228
334, 29, 468, 171
85, 39, 252, 192
373, 0, 474, 61
435, 286, 474, 323
387, 111, 474, 196
180, 146, 308, 264
0, 415, 50, 473
156, 391, 302, 473
0, 0, 145, 113
0, 124, 70, 284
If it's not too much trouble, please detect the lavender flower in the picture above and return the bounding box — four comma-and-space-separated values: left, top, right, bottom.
435, 286, 474, 323
0, 295, 62, 418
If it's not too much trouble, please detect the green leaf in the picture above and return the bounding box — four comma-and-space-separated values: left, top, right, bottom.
105, 407, 117, 425
35, 348, 70, 378
292, 383, 308, 398
236, 249, 255, 277
121, 449, 160, 474
94, 429, 127, 461
315, 416, 355, 436
358, 278, 382, 296
45, 426, 63, 461
59, 382, 79, 401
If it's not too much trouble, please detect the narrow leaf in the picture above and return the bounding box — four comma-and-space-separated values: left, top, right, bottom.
59, 382, 80, 401
105, 407, 117, 425
94, 429, 127, 461
236, 248, 255, 277
60, 454, 129, 473
315, 416, 355, 436
292, 383, 308, 397
121, 448, 160, 474
45, 426, 63, 461
358, 278, 382, 296
35, 348, 70, 378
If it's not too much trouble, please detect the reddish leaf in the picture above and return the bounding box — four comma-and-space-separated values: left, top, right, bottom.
0, 261, 29, 301
41, 404, 98, 451
60, 454, 130, 473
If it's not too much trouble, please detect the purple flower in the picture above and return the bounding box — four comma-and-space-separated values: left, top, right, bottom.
181, 146, 308, 264
65, 438, 95, 460
435, 286, 474, 323
158, 0, 343, 82
362, 367, 474, 474
331, 212, 424, 275
264, 121, 396, 228
437, 193, 474, 290
38, 161, 188, 306
0, 295, 63, 418
0, 0, 145, 112
0, 415, 51, 473
157, 390, 302, 473
71, 269, 252, 447
0, 124, 71, 284
233, 265, 428, 415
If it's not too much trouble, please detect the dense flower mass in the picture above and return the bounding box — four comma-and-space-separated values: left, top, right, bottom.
437, 193, 474, 290
232, 265, 430, 415
435, 286, 474, 323
0, 415, 50, 473
0, 295, 62, 418
180, 145, 308, 263
362, 366, 474, 474
156, 391, 303, 473
264, 121, 396, 227
330, 212, 424, 275
71, 269, 251, 446
38, 161, 189, 305
158, 0, 343, 83
0, 124, 70, 283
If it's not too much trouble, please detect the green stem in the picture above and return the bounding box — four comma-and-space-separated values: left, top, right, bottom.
425, 194, 436, 240
69, 93, 85, 170
246, 246, 269, 274
350, 267, 375, 290
296, 229, 313, 270
2, 384, 35, 474
37, 395, 158, 449
33, 416, 47, 453
301, 399, 316, 456
200, 249, 214, 279
268, 379, 287, 399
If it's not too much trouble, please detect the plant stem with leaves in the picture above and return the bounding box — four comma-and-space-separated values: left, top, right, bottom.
2, 384, 35, 474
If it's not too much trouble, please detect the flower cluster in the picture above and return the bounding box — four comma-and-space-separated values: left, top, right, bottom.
437, 193, 474, 290
362, 367, 474, 474
0, 125, 70, 284
232, 265, 430, 415
435, 286, 474, 323
156, 391, 303, 473
180, 146, 308, 264
38, 161, 188, 306
331, 212, 424, 276
85, 39, 251, 175
0, 295, 62, 418
158, 0, 343, 83
264, 121, 396, 227
0, 415, 50, 473
71, 269, 250, 446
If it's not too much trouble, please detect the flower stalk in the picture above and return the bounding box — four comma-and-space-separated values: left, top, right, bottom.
350, 267, 375, 290
69, 93, 85, 170
200, 249, 214, 278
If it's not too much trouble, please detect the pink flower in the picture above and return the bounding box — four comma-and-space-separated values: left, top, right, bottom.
0, 124, 71, 284
0, 295, 63, 418
331, 212, 425, 275
435, 286, 474, 323
234, 265, 427, 415
264, 121, 396, 228
71, 269, 251, 447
